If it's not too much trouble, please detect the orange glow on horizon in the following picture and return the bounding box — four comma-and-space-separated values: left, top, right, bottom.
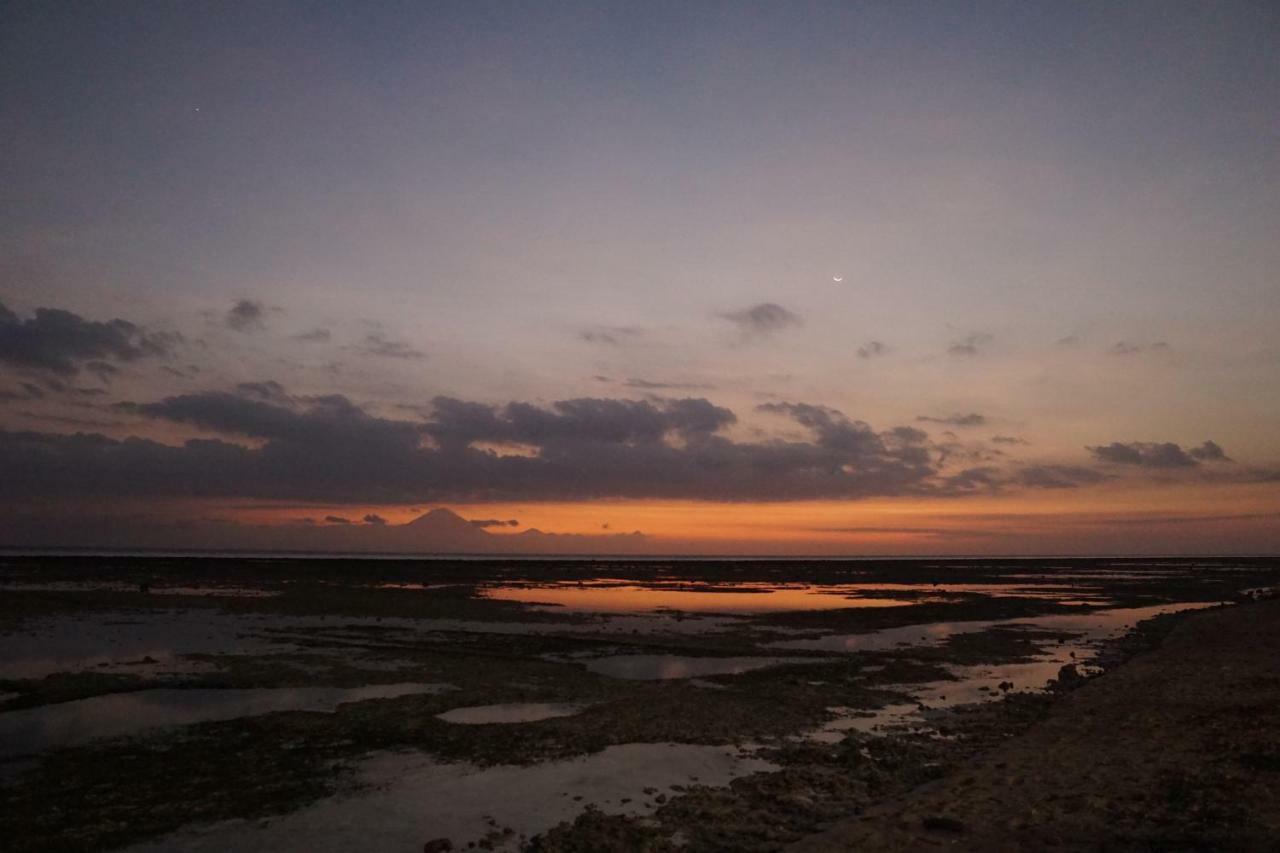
182, 477, 1280, 555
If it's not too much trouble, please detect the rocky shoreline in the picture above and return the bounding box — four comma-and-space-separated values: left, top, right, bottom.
792, 599, 1280, 851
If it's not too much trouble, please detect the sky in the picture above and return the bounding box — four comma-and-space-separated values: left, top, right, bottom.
1, 1, 1278, 554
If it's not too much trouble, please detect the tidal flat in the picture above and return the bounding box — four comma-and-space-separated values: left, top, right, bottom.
1, 555, 1277, 851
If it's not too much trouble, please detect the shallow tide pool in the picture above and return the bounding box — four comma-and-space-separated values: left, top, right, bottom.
436, 702, 587, 724
124, 742, 777, 853
0, 682, 454, 757
583, 653, 817, 680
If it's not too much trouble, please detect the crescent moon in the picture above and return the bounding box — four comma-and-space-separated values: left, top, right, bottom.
832, 275, 844, 282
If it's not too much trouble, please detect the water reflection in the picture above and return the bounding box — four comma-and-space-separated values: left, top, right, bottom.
584, 654, 815, 680
804, 602, 1223, 738
436, 702, 586, 724
481, 582, 917, 614
477, 578, 1131, 614
125, 743, 776, 853
768, 602, 1222, 653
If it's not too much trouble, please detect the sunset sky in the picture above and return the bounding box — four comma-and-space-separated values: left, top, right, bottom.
2, 1, 1278, 554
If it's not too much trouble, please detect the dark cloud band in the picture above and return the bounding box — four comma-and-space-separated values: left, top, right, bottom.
0, 302, 177, 375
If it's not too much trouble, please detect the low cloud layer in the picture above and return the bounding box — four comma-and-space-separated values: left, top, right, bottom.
0, 302, 176, 375
857, 341, 888, 359
620, 377, 714, 391
1109, 341, 1170, 356
1088, 440, 1230, 468
0, 384, 1097, 505
917, 412, 986, 427
226, 300, 265, 331
719, 303, 802, 336
580, 326, 643, 345
948, 332, 993, 357
359, 333, 426, 360
1012, 464, 1109, 489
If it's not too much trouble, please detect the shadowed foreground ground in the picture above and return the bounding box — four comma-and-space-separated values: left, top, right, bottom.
793, 599, 1280, 852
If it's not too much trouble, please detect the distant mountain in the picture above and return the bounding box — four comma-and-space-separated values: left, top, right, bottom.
510, 526, 648, 553
387, 509, 649, 554
392, 507, 495, 550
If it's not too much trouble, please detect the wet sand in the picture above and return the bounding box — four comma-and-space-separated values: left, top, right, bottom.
794, 598, 1280, 851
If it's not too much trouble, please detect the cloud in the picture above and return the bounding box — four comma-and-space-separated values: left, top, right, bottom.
580, 326, 643, 345
0, 301, 177, 375
16, 411, 129, 429
947, 333, 992, 357
234, 380, 290, 403
719, 303, 802, 336
362, 513, 388, 525
0, 382, 46, 403
917, 412, 986, 427
470, 518, 519, 528
226, 300, 265, 331
991, 435, 1029, 445
359, 333, 426, 360
117, 390, 423, 451
1012, 465, 1109, 489
12, 383, 1217, 507
621, 377, 714, 391
888, 425, 929, 444
295, 328, 332, 343
1087, 440, 1229, 468
857, 341, 888, 359
84, 361, 120, 383
1109, 341, 1170, 356
0, 387, 980, 504
1188, 440, 1230, 461
324, 515, 353, 524
428, 396, 737, 449
936, 466, 1001, 493
39, 376, 109, 397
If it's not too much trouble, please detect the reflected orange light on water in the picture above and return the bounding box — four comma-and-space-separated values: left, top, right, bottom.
480, 583, 916, 613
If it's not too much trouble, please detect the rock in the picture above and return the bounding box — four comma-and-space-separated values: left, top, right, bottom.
423, 840, 453, 853
922, 815, 967, 833
1057, 663, 1082, 683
